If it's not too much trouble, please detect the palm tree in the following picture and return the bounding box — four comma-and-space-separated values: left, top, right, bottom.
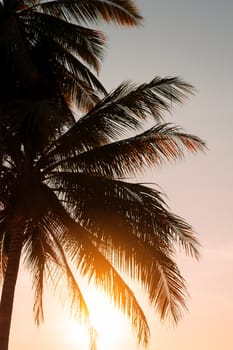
0, 76, 205, 350
0, 1, 143, 349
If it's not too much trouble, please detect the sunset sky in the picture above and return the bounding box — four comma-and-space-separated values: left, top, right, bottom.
9, 1, 233, 350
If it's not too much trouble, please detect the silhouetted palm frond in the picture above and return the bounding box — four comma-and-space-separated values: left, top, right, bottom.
50, 173, 200, 259
61, 219, 151, 346
24, 0, 142, 26
21, 11, 106, 72
37, 77, 196, 169
0, 0, 141, 114
43, 123, 205, 177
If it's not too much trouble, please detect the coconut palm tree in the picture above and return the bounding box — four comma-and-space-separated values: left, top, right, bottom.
0, 1, 143, 348
0, 76, 205, 350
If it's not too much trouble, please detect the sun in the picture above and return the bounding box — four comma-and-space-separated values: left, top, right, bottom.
87, 289, 129, 347
62, 287, 130, 350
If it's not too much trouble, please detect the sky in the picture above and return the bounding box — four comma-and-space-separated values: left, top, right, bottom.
9, 1, 233, 350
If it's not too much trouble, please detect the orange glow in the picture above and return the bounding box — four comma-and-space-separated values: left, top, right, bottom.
62, 288, 129, 350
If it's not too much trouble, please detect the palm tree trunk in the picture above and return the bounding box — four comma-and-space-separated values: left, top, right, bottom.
0, 216, 24, 350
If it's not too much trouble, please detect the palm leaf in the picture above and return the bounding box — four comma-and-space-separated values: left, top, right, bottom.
36, 195, 151, 345
47, 226, 90, 322
106, 77, 194, 121
21, 11, 105, 72
28, 39, 107, 109
30, 197, 151, 345
61, 219, 150, 346
147, 254, 187, 323
24, 213, 91, 325
23, 225, 46, 325
0, 219, 8, 287
37, 77, 195, 169
47, 172, 199, 324
23, 0, 142, 26
50, 172, 200, 259
57, 194, 190, 326
44, 124, 205, 177
112, 242, 188, 323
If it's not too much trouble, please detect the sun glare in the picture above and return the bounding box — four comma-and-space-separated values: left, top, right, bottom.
62, 288, 130, 350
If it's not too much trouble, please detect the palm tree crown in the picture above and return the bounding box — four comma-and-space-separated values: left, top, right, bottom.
0, 1, 205, 350
0, 76, 205, 348
0, 1, 144, 349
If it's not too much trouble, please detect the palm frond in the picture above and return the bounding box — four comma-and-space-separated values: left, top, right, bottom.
20, 186, 91, 323
35, 198, 150, 344
23, 213, 91, 324
28, 38, 107, 109
51, 42, 106, 94
21, 11, 106, 72
57, 198, 190, 325
47, 226, 90, 322
48, 172, 199, 323
102, 77, 194, 122
50, 172, 200, 259
0, 226, 8, 287
37, 77, 195, 169
45, 124, 205, 177
23, 0, 142, 26
56, 66, 103, 111
23, 224, 46, 325
111, 242, 188, 323
146, 254, 187, 323
61, 220, 150, 346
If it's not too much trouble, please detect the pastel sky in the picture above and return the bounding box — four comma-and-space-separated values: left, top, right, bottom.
9, 1, 233, 350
